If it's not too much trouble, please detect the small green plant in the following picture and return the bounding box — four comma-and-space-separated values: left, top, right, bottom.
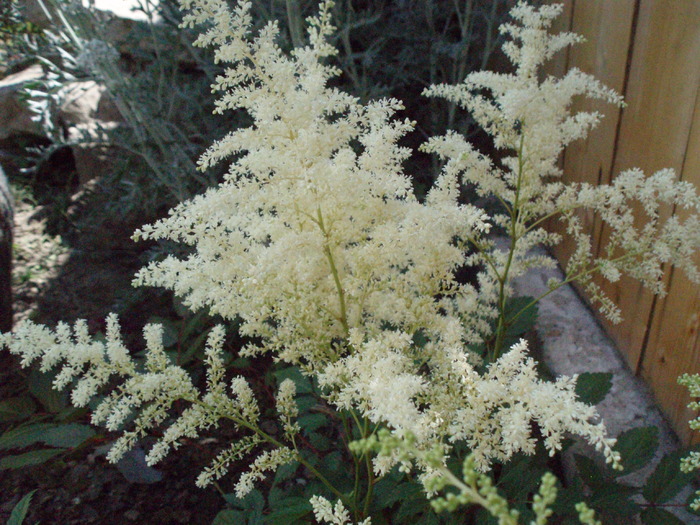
3, 1, 700, 524
6, 490, 36, 525
0, 367, 96, 471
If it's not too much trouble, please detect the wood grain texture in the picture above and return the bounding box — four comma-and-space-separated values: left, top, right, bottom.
641, 77, 700, 446
551, 0, 700, 440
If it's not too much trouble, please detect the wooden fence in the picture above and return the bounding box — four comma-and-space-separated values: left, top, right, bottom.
545, 0, 700, 444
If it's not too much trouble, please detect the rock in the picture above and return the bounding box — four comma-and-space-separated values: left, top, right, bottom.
63, 107, 122, 185
0, 164, 13, 332
53, 81, 122, 185
58, 81, 106, 127
0, 65, 44, 140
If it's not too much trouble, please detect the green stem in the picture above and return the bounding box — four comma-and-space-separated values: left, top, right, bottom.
490, 133, 526, 361
317, 207, 350, 335
361, 418, 375, 517
505, 250, 637, 329
191, 398, 348, 503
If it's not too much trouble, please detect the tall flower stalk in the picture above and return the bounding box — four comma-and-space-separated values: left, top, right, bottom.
3, 2, 700, 523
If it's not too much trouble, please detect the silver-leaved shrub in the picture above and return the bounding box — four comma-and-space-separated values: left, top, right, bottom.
3, 1, 700, 523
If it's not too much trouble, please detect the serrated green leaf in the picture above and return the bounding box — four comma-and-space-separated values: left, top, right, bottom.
147, 316, 179, 348
589, 489, 639, 518
321, 451, 343, 472
42, 423, 95, 448
0, 423, 57, 450
231, 357, 252, 369
295, 395, 317, 414
273, 367, 313, 394
211, 510, 248, 525
180, 309, 209, 341
0, 448, 64, 469
0, 423, 95, 450
272, 460, 299, 486
575, 372, 613, 405
224, 490, 265, 512
172, 296, 192, 318
264, 498, 312, 524
551, 484, 586, 517
396, 493, 429, 521
614, 426, 658, 474
504, 296, 538, 337
497, 454, 544, 501
268, 496, 309, 512
369, 476, 399, 511
0, 397, 37, 422
574, 454, 611, 491
307, 432, 331, 451
28, 369, 68, 413
643, 450, 695, 504
414, 510, 441, 525
297, 413, 327, 433
7, 490, 36, 525
385, 481, 425, 507
641, 507, 685, 525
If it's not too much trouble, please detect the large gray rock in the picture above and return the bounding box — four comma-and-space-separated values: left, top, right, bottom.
0, 165, 13, 332
0, 65, 44, 140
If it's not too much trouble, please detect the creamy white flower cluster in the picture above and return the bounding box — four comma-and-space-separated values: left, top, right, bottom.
135, 0, 489, 373
7, 0, 696, 505
423, 2, 700, 324
0, 315, 296, 496
310, 496, 371, 525
320, 335, 620, 473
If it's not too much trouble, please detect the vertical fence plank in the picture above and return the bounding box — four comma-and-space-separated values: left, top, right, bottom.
553, 0, 700, 440
597, 0, 700, 371
641, 87, 700, 446
549, 0, 636, 296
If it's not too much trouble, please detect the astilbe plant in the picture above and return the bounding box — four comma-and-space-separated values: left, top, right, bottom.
3, 1, 700, 523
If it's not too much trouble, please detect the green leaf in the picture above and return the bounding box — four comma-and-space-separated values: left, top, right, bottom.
41, 423, 96, 448
7, 490, 36, 525
0, 448, 64, 469
225, 490, 265, 512
575, 372, 613, 405
264, 498, 312, 524
273, 367, 313, 394
307, 432, 331, 451
497, 454, 545, 501
641, 507, 685, 525
147, 316, 179, 348
212, 510, 248, 525
28, 369, 68, 413
172, 296, 192, 318
295, 395, 317, 414
0, 423, 95, 450
0, 397, 37, 422
297, 413, 327, 433
371, 480, 422, 512
370, 477, 399, 512
180, 309, 209, 341
643, 450, 696, 504
588, 488, 639, 518
614, 426, 658, 474
504, 296, 538, 337
574, 454, 611, 491
396, 493, 429, 521
414, 511, 441, 525
272, 460, 299, 485
0, 423, 57, 450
